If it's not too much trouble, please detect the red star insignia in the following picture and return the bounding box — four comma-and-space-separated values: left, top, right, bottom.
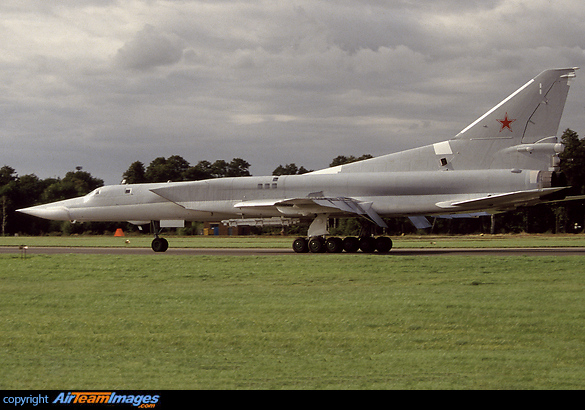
497, 113, 516, 132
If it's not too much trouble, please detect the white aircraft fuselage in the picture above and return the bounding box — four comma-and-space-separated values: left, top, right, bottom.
23, 168, 564, 223
18, 68, 579, 253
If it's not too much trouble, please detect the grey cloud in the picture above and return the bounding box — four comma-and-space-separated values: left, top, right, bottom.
2, 1, 585, 184
114, 24, 185, 70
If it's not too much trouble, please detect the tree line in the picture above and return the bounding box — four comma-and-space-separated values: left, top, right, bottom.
121, 156, 253, 183
2, 130, 585, 236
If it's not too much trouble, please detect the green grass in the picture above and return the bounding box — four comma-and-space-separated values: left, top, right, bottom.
2, 253, 585, 389
1, 233, 585, 249
0, 235, 293, 249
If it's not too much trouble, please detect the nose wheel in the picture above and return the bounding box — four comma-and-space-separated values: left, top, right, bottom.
151, 237, 169, 252
150, 220, 169, 252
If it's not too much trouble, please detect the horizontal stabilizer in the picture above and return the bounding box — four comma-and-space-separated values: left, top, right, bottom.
436, 187, 566, 211
541, 194, 585, 204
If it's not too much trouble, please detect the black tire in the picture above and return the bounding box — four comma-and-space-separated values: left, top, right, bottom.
308, 237, 326, 253
359, 237, 377, 253
375, 236, 393, 253
292, 237, 309, 253
326, 237, 343, 253
343, 237, 360, 253
151, 237, 169, 252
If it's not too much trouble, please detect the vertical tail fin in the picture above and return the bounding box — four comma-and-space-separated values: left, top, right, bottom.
455, 68, 578, 144
324, 68, 578, 174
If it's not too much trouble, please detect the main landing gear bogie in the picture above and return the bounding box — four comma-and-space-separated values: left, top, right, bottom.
292, 236, 393, 254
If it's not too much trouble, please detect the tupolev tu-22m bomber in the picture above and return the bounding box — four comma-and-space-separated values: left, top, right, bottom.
18, 68, 581, 253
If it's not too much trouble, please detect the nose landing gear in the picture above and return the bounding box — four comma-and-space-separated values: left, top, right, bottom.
151, 236, 169, 253
150, 221, 169, 252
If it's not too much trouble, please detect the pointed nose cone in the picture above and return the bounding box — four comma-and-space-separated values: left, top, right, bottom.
17, 204, 72, 221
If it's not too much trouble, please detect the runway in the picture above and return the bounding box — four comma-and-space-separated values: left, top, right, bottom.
2, 246, 585, 256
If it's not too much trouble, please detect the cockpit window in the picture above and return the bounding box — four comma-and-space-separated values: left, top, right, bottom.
83, 188, 100, 203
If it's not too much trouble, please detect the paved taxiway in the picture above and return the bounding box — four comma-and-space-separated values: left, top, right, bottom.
2, 246, 585, 256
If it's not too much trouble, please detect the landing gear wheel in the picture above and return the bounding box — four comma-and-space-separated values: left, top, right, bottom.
326, 237, 343, 253
359, 237, 377, 253
292, 237, 309, 253
151, 237, 169, 253
343, 237, 360, 253
309, 237, 327, 253
375, 236, 393, 253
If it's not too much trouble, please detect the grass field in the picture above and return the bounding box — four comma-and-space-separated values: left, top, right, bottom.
1, 233, 585, 249
2, 251, 585, 389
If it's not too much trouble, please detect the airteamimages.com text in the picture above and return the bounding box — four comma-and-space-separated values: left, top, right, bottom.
2, 392, 161, 408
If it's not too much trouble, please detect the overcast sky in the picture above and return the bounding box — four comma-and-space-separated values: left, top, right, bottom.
2, 0, 585, 184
